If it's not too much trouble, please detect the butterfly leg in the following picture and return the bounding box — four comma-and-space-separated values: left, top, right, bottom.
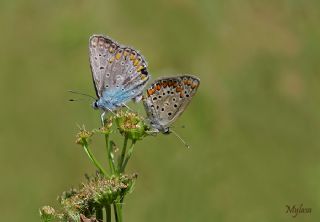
100, 112, 106, 125
100, 109, 117, 125
122, 103, 135, 112
106, 108, 116, 116
132, 94, 143, 103
145, 127, 160, 136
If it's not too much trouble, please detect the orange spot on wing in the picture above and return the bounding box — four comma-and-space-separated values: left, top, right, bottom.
176, 87, 182, 92
133, 59, 139, 66
168, 81, 173, 87
130, 52, 136, 60
137, 65, 143, 72
191, 83, 198, 89
115, 52, 122, 60
141, 74, 148, 80
147, 88, 155, 96
162, 81, 168, 87
156, 84, 161, 90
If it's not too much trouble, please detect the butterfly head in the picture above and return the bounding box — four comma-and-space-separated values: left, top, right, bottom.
162, 127, 171, 134
92, 101, 99, 110
149, 122, 170, 134
92, 96, 118, 111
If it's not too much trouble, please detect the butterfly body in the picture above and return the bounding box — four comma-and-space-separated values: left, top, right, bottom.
89, 35, 150, 112
143, 75, 200, 133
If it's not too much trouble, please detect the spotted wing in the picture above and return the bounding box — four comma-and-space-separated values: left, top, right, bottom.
143, 75, 200, 131
89, 35, 149, 99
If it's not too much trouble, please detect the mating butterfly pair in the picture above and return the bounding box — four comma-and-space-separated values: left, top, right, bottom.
89, 35, 200, 133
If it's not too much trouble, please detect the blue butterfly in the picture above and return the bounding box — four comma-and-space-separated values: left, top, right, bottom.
89, 35, 150, 119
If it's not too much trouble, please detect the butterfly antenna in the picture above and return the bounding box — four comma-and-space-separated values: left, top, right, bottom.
170, 125, 186, 129
68, 90, 96, 101
170, 129, 190, 149
68, 98, 91, 102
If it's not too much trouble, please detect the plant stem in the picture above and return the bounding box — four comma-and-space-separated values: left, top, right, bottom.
119, 135, 129, 173
82, 142, 109, 177
96, 207, 103, 221
113, 202, 123, 222
121, 140, 136, 173
105, 134, 115, 174
105, 205, 111, 222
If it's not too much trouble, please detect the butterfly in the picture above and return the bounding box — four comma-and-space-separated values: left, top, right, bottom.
89, 35, 150, 114
143, 75, 200, 134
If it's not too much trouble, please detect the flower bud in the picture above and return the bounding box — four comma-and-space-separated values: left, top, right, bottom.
115, 111, 148, 141
93, 117, 113, 135
39, 206, 55, 222
75, 128, 93, 145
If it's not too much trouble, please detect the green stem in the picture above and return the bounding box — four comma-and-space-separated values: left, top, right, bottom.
121, 140, 136, 173
105, 134, 116, 174
105, 205, 111, 222
113, 204, 118, 222
82, 141, 109, 177
96, 207, 103, 221
113, 202, 123, 222
119, 134, 129, 173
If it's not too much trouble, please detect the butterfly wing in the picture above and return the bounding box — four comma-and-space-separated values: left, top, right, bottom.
89, 35, 149, 102
143, 75, 200, 132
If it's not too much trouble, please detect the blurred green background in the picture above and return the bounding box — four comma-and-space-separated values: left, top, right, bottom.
1, 0, 320, 221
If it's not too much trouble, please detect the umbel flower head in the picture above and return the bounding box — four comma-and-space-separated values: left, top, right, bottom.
41, 174, 137, 222
115, 111, 148, 141
75, 127, 93, 145
39, 206, 56, 222
93, 116, 113, 135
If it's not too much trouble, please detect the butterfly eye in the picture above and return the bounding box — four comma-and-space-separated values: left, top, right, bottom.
92, 101, 98, 109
